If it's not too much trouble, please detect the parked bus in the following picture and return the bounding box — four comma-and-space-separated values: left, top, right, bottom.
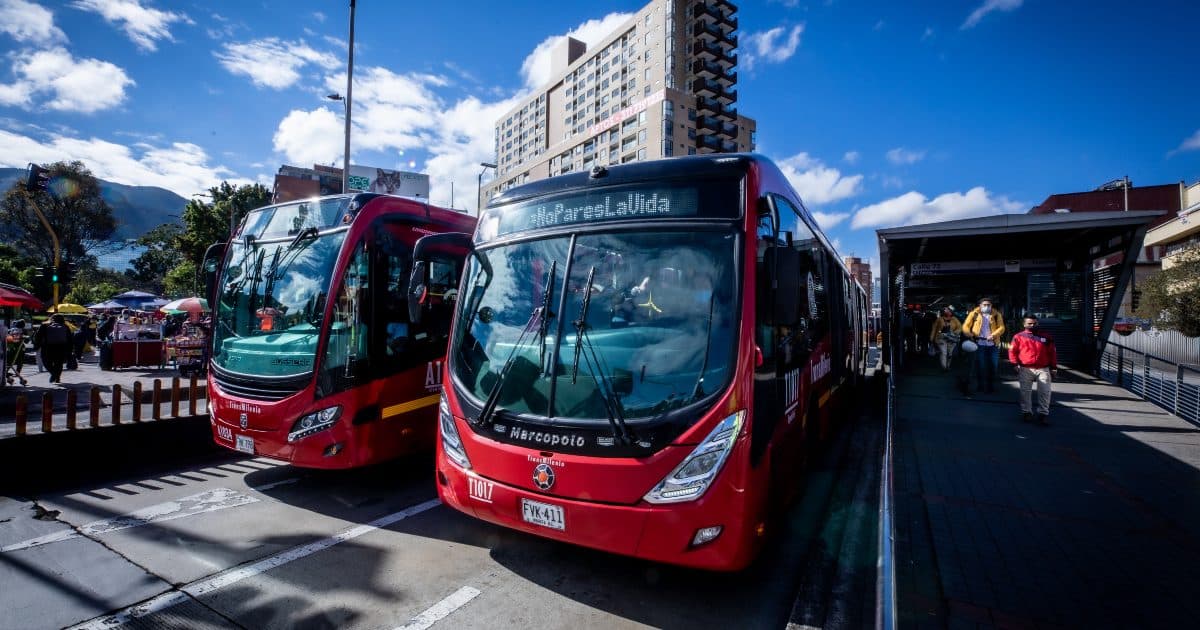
206, 194, 475, 468
411, 154, 867, 570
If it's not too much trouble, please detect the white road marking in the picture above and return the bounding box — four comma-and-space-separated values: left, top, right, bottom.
394, 586, 482, 630
2, 488, 259, 553
251, 477, 301, 491
67, 498, 442, 630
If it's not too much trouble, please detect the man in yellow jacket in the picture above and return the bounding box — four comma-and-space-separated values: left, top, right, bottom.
962, 297, 1006, 393
929, 307, 962, 371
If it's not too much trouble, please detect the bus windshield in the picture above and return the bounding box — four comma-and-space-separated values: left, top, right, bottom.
211, 229, 347, 378
451, 229, 737, 423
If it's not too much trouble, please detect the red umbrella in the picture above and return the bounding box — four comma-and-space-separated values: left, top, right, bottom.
0, 285, 44, 310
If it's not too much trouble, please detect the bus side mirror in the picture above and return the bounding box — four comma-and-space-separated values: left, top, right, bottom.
408, 232, 474, 324
408, 260, 428, 324
200, 241, 226, 307
761, 247, 801, 324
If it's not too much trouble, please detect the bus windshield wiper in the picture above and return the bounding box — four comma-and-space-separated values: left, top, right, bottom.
691, 291, 717, 401
477, 261, 557, 428
571, 266, 634, 445
537, 260, 556, 375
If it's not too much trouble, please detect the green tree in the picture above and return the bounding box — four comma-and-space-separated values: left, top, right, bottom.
177, 182, 271, 265
1135, 244, 1200, 336
0, 161, 118, 300
128, 223, 185, 295
62, 266, 128, 306
163, 260, 198, 297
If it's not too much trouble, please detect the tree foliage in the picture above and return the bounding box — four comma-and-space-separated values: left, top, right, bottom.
128, 223, 185, 295
1135, 244, 1200, 336
63, 266, 128, 306
0, 161, 118, 300
177, 182, 272, 265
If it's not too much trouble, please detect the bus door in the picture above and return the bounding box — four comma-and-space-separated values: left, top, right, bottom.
751, 197, 815, 502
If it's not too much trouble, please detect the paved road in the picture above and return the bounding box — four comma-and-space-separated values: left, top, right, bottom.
0, 365, 886, 629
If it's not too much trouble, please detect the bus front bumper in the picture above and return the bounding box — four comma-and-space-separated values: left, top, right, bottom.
436, 455, 761, 571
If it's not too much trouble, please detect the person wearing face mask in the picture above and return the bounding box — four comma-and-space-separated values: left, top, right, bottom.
962, 297, 1006, 393
1009, 315, 1057, 425
929, 307, 962, 371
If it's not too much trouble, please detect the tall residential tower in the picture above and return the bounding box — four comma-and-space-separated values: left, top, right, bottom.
483, 0, 756, 206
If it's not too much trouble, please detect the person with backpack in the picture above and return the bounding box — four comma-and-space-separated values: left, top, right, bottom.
35, 314, 72, 383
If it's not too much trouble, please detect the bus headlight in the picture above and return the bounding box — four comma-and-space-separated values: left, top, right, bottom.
643, 411, 744, 504
440, 397, 472, 469
287, 406, 341, 442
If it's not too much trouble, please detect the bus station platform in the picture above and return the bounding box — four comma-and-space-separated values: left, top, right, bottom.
891, 356, 1200, 628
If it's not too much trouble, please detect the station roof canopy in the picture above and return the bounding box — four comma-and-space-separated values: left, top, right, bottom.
878, 210, 1165, 269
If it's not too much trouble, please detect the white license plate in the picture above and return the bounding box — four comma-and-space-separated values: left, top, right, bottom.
521, 498, 565, 531
235, 435, 255, 454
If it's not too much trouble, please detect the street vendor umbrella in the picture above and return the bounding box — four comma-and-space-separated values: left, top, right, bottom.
161, 297, 209, 320
0, 284, 43, 310
110, 290, 160, 309
87, 300, 125, 310
47, 302, 88, 314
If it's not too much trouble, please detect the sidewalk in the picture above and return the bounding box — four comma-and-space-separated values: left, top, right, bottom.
0, 354, 206, 438
892, 356, 1200, 628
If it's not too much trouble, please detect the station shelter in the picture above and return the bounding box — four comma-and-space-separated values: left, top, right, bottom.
877, 210, 1164, 371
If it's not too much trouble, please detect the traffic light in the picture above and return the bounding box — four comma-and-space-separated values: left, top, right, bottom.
25, 163, 49, 192
51, 266, 60, 283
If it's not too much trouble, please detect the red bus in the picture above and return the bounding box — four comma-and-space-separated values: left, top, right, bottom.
413, 154, 867, 570
206, 194, 475, 468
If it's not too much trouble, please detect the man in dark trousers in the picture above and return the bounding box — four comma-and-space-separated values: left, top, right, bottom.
35, 314, 73, 383
1009, 315, 1058, 425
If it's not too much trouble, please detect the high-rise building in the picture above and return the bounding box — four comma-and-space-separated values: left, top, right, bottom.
483, 0, 756, 206
844, 256, 872, 300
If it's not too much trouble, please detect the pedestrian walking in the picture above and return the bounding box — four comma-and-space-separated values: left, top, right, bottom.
962, 297, 1006, 393
1009, 315, 1057, 425
929, 307, 962, 371
5, 319, 29, 386
35, 313, 72, 384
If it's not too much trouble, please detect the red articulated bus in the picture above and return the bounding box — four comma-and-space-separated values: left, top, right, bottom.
411, 154, 867, 570
206, 194, 475, 468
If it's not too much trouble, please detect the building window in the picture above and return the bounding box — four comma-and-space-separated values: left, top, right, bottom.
638, 148, 646, 160
638, 129, 647, 143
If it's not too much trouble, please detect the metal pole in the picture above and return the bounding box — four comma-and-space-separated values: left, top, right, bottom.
342, 0, 356, 194
25, 190, 61, 308
1124, 175, 1129, 211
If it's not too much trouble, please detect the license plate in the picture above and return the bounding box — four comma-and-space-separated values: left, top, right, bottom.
217, 426, 232, 441
521, 498, 565, 531
235, 435, 255, 454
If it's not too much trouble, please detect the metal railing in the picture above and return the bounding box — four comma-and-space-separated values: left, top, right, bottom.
1098, 341, 1200, 427
876, 349, 897, 629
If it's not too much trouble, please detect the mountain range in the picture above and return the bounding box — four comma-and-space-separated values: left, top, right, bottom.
0, 168, 186, 239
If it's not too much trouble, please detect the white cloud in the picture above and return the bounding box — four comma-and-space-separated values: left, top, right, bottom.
743, 24, 804, 70
0, 47, 134, 113
272, 108, 344, 168
1174, 129, 1200, 153
71, 0, 191, 52
0, 128, 249, 196
216, 38, 341, 89
850, 187, 1025, 229
813, 212, 850, 230
962, 0, 1023, 30
843, 150, 859, 164
885, 147, 926, 165
0, 0, 66, 44
520, 12, 633, 90
777, 152, 863, 206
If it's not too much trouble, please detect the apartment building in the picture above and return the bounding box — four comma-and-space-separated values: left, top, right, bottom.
483, 0, 756, 206
844, 256, 873, 299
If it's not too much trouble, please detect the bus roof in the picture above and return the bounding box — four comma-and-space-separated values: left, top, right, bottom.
488, 153, 762, 208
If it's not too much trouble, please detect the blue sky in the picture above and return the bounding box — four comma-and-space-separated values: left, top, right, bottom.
1, 0, 1199, 273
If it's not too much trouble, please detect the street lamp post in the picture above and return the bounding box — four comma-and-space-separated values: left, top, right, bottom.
477, 162, 497, 216
334, 1, 356, 194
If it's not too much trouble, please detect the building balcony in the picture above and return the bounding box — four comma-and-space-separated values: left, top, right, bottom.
691, 40, 737, 68
692, 78, 737, 104
692, 21, 737, 48
690, 59, 737, 85
695, 96, 737, 120
696, 134, 738, 153
696, 115, 738, 138
693, 2, 738, 31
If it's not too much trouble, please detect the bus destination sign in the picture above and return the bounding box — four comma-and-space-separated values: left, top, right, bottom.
492, 187, 700, 237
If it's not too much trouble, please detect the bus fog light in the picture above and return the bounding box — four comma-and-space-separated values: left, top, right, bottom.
643, 411, 744, 504
691, 525, 723, 547
287, 406, 341, 442
440, 396, 472, 469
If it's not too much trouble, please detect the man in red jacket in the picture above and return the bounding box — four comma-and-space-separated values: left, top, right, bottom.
1009, 315, 1058, 425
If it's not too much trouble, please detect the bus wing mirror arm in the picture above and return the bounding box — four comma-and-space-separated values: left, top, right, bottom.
409, 232, 476, 324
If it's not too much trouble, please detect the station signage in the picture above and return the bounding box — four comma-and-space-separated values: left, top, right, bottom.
910, 259, 1055, 276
